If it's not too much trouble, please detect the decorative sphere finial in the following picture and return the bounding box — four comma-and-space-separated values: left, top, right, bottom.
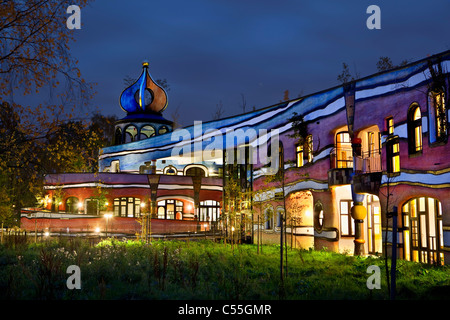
142, 60, 149, 68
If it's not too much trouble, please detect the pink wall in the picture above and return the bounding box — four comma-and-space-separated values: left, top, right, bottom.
20, 216, 208, 235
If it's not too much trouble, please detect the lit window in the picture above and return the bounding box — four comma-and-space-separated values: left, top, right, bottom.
335, 131, 352, 168
408, 105, 422, 154
386, 136, 400, 174
199, 200, 221, 222
296, 144, 303, 167
157, 199, 183, 220
386, 117, 394, 135
306, 135, 313, 163
296, 135, 313, 167
428, 91, 447, 144
113, 197, 141, 217
402, 197, 444, 265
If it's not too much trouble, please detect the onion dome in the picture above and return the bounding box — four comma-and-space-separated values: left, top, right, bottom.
119, 61, 168, 114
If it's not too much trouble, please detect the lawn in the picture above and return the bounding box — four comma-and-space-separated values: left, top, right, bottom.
1, 237, 449, 300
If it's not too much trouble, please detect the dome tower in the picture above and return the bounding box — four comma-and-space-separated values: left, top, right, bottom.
113, 61, 173, 145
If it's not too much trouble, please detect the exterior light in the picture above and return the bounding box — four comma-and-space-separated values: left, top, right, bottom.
187, 204, 193, 211
105, 202, 109, 206
140, 202, 145, 208
104, 213, 112, 219
231, 226, 235, 232
95, 227, 100, 233
77, 202, 83, 208
44, 231, 50, 237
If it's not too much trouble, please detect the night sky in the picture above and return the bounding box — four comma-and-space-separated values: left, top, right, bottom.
69, 0, 450, 127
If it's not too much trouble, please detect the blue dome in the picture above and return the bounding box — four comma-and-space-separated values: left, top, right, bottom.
119, 62, 168, 114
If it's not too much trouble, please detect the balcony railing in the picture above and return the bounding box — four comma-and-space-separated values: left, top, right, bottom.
330, 147, 353, 169
355, 150, 382, 173
330, 148, 382, 173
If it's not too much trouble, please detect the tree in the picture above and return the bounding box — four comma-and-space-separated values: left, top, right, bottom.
0, 0, 94, 225
170, 104, 182, 129
212, 100, 225, 120
337, 62, 356, 84
376, 56, 409, 72
0, 0, 93, 102
376, 56, 394, 72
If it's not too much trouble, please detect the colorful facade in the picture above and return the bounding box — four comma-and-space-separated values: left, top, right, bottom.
21, 51, 450, 264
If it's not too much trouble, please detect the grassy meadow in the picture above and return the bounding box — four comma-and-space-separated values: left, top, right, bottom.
1, 237, 449, 300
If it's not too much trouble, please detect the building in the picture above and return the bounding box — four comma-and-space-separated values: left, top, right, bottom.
21, 51, 450, 264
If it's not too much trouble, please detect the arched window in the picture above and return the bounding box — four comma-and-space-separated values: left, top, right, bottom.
408, 104, 422, 154
402, 197, 444, 265
140, 125, 155, 140
65, 197, 79, 214
276, 207, 284, 228
335, 131, 353, 168
158, 126, 169, 135
124, 125, 138, 143
113, 197, 141, 217
264, 206, 274, 230
157, 199, 183, 220
164, 166, 177, 175
114, 128, 122, 145
185, 166, 206, 177
85, 198, 99, 215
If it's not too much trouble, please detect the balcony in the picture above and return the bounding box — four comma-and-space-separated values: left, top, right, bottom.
328, 148, 382, 189
354, 150, 382, 193
328, 147, 354, 186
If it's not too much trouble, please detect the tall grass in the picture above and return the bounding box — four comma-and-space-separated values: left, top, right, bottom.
0, 238, 449, 300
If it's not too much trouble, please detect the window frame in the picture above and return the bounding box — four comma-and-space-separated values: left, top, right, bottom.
340, 199, 354, 237
113, 197, 141, 218
407, 104, 423, 155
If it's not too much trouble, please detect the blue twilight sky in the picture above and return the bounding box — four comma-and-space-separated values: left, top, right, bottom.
68, 0, 450, 127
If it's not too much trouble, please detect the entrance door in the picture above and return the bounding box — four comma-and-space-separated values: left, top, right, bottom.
403, 197, 444, 265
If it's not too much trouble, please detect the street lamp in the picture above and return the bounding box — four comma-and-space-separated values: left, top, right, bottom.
104, 213, 112, 238
148, 174, 160, 243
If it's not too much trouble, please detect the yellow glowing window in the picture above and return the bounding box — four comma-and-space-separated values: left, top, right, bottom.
392, 153, 400, 173
393, 143, 399, 153
296, 145, 303, 167
387, 136, 400, 174
409, 106, 422, 153
387, 117, 394, 135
